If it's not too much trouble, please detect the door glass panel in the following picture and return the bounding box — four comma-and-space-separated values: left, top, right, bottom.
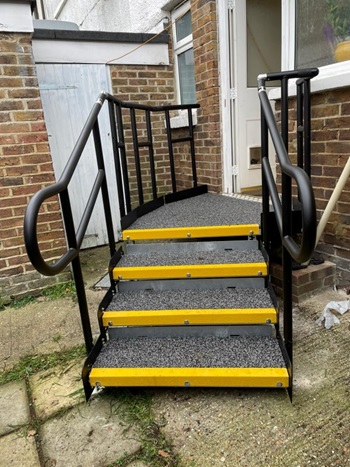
246, 0, 281, 87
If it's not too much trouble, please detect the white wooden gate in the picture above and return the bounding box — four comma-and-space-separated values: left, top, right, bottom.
37, 63, 120, 248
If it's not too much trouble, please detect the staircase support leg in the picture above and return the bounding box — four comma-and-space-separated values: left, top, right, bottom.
72, 256, 93, 354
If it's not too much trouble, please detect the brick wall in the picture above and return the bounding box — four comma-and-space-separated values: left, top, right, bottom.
275, 86, 350, 285
109, 64, 176, 205
109, 1, 223, 200
0, 32, 69, 302
191, 0, 222, 193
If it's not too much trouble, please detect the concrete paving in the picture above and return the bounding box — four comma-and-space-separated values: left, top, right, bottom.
0, 380, 30, 436
1, 246, 350, 466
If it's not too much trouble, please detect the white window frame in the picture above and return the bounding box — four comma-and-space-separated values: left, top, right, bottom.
171, 1, 195, 104
271, 0, 350, 99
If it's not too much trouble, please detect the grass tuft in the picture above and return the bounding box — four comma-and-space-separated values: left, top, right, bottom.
0, 344, 86, 385
107, 389, 178, 466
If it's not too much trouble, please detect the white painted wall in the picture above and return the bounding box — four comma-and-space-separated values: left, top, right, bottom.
0, 2, 33, 32
42, 0, 169, 33
32, 39, 169, 65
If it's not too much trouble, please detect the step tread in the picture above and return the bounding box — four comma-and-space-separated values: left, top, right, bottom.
117, 249, 265, 268
126, 193, 262, 231
94, 336, 285, 369
107, 288, 274, 311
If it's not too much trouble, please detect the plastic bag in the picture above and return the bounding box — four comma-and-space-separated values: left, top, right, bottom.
316, 300, 350, 329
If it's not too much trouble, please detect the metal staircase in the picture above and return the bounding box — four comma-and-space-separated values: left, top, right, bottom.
24, 68, 319, 402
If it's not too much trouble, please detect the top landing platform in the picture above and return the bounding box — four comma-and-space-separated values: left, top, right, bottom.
122, 193, 262, 241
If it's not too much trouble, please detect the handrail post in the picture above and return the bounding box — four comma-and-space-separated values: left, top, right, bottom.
281, 77, 293, 370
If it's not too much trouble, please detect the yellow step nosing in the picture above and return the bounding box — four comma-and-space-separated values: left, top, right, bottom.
122, 224, 260, 240
89, 367, 289, 388
102, 308, 277, 326
113, 262, 268, 280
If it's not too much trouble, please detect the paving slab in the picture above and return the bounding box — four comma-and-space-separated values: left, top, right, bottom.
0, 431, 40, 466
30, 361, 85, 420
40, 397, 141, 467
0, 380, 30, 436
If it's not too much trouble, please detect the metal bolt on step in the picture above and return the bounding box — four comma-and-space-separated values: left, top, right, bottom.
249, 230, 254, 236
266, 319, 271, 324
276, 382, 283, 388
186, 273, 191, 278
126, 235, 130, 240
184, 320, 189, 325
187, 233, 191, 238
118, 275, 123, 280
108, 321, 113, 326
258, 271, 262, 276
184, 381, 191, 387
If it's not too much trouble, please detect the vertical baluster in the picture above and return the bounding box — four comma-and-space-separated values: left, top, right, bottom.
93, 120, 116, 257
146, 109, 157, 200
296, 79, 304, 170
165, 109, 177, 193
116, 105, 131, 212
187, 108, 198, 187
304, 78, 312, 178
108, 101, 125, 218
130, 108, 144, 205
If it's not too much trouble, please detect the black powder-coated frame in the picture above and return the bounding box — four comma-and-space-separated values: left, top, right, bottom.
24, 92, 202, 355
258, 68, 319, 400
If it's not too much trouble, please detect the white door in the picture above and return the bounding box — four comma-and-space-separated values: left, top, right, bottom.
37, 64, 120, 249
231, 0, 281, 193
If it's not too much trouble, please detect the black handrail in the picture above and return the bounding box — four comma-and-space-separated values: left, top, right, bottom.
258, 68, 319, 400
258, 69, 318, 263
24, 91, 201, 354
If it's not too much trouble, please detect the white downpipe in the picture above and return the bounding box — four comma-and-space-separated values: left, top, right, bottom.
316, 157, 350, 246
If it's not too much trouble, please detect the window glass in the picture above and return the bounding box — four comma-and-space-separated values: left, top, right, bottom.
172, 3, 196, 104
296, 0, 350, 67
178, 48, 196, 104
176, 10, 192, 42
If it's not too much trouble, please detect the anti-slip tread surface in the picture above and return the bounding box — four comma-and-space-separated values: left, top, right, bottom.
93, 336, 285, 368
107, 288, 273, 311
126, 193, 262, 230
117, 250, 265, 268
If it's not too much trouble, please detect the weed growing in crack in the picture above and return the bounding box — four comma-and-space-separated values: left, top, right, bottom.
0, 344, 86, 385
104, 388, 179, 466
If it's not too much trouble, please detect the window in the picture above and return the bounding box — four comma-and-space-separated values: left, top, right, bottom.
295, 0, 350, 68
172, 2, 196, 104
275, 0, 350, 97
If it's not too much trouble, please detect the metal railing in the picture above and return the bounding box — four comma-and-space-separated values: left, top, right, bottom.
258, 68, 319, 398
24, 92, 201, 353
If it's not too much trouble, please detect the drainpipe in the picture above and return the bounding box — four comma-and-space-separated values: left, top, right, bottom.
54, 0, 68, 19
315, 156, 350, 246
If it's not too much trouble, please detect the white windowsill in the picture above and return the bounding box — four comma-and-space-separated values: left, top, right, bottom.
269, 61, 350, 100
168, 108, 198, 128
